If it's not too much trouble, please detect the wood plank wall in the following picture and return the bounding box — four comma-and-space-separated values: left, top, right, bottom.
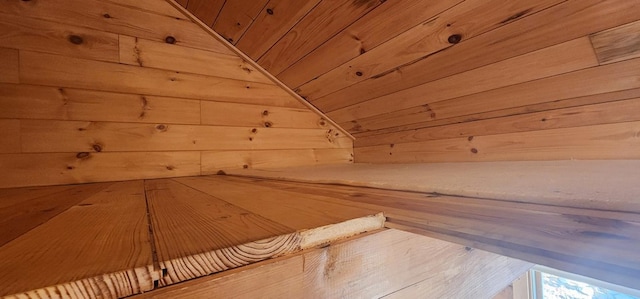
0, 0, 352, 188
181, 0, 640, 163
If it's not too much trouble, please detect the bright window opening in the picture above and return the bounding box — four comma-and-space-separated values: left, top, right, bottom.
530, 266, 640, 299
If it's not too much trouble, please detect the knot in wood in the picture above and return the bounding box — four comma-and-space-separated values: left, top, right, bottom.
68, 35, 84, 45
165, 36, 176, 44
447, 34, 462, 44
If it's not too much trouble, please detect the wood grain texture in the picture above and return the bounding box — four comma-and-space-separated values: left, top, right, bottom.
258, 0, 382, 75
0, 180, 155, 298
0, 152, 201, 188
0, 13, 120, 63
308, 0, 639, 111
0, 183, 108, 247
278, 0, 463, 88
19, 51, 292, 105
355, 98, 640, 147
20, 120, 349, 153
224, 161, 640, 213
135, 229, 531, 299
0, 84, 201, 124
356, 121, 640, 163
0, 0, 232, 54
0, 47, 19, 83
214, 176, 640, 289
328, 37, 599, 124
201, 149, 353, 173
236, 0, 321, 60
591, 20, 640, 64
0, 119, 20, 153
352, 87, 640, 139
119, 36, 272, 84
201, 101, 325, 128
299, 0, 563, 103
212, 0, 269, 44
185, 0, 225, 27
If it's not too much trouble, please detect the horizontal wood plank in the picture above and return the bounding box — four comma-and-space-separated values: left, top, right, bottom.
355, 121, 640, 163
591, 20, 640, 64
20, 120, 348, 152
200, 149, 353, 173
311, 0, 640, 112
351, 88, 640, 138
0, 47, 19, 84
0, 84, 201, 124
0, 152, 201, 188
0, 13, 119, 63
0, 0, 232, 54
355, 98, 640, 147
201, 101, 324, 128
299, 0, 564, 103
327, 37, 599, 123
0, 183, 109, 247
277, 0, 463, 88
0, 119, 20, 154
0, 180, 154, 298
19, 51, 296, 105
119, 36, 271, 84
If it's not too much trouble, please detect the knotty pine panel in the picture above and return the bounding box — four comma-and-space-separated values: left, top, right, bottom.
20, 120, 349, 153
310, 0, 640, 113
201, 148, 353, 174
200, 101, 325, 128
19, 51, 295, 106
236, 0, 321, 59
0, 0, 232, 54
0, 13, 120, 63
0, 84, 201, 124
212, 0, 269, 45
0, 119, 20, 154
277, 0, 463, 89
355, 121, 640, 163
327, 37, 598, 124
258, 0, 382, 75
185, 0, 225, 27
118, 36, 272, 84
298, 0, 564, 104
0, 152, 201, 188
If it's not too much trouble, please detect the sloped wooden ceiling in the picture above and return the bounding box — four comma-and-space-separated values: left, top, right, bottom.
180, 0, 640, 163
0, 0, 352, 188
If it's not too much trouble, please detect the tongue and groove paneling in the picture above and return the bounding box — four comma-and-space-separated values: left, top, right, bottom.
0, 0, 352, 188
188, 0, 640, 163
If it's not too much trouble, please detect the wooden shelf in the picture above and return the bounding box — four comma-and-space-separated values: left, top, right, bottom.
224, 161, 640, 289
0, 177, 384, 298
225, 160, 640, 212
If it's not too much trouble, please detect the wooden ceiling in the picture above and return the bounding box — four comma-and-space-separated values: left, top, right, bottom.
179, 0, 640, 163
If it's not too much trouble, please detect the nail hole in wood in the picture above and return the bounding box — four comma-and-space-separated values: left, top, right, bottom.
156, 124, 167, 131
92, 143, 103, 152
266, 8, 274, 15
470, 148, 478, 154
165, 36, 176, 44
103, 13, 111, 18
262, 110, 269, 116
355, 71, 363, 76
264, 121, 272, 128
76, 152, 90, 159
69, 35, 84, 45
242, 164, 249, 169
